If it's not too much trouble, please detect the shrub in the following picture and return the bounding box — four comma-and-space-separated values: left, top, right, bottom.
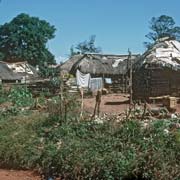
8, 86, 34, 107
47, 91, 80, 124
0, 107, 179, 180
0, 85, 8, 104
0, 106, 20, 117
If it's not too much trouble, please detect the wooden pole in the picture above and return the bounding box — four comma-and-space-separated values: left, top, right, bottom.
80, 87, 84, 119
128, 49, 133, 105
91, 89, 102, 119
60, 77, 63, 116
25, 61, 27, 92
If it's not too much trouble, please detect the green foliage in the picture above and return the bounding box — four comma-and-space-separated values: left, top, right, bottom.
0, 85, 8, 104
0, 112, 179, 180
39, 66, 59, 78
0, 106, 20, 117
37, 93, 46, 106
0, 51, 4, 61
0, 85, 179, 179
49, 77, 60, 88
47, 89, 80, 124
8, 86, 34, 107
70, 35, 102, 56
0, 13, 56, 67
145, 15, 180, 48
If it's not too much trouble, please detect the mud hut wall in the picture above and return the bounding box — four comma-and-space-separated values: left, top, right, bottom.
90, 73, 125, 93
133, 67, 180, 99
149, 69, 171, 97
169, 70, 180, 96
133, 68, 150, 99
106, 74, 126, 93
148, 68, 180, 97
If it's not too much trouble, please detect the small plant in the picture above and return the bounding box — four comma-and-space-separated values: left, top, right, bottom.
8, 86, 34, 107
0, 106, 20, 117
0, 85, 8, 104
0, 104, 179, 180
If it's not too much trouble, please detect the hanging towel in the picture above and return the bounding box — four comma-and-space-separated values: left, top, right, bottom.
105, 78, 112, 84
76, 69, 91, 88
89, 77, 103, 92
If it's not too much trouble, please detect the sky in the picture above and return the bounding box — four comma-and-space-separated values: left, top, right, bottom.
0, 0, 180, 63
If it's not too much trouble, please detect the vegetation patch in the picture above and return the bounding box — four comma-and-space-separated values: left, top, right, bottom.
0, 86, 179, 179
0, 109, 179, 180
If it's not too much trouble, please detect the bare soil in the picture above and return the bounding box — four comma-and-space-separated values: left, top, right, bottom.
0, 169, 41, 180
84, 93, 130, 115
83, 93, 180, 115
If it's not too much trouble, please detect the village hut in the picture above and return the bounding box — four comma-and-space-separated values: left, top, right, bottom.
59, 54, 84, 75
0, 61, 39, 83
133, 37, 180, 99
60, 53, 139, 92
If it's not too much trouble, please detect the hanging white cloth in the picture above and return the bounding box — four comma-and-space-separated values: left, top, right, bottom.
76, 69, 91, 88
105, 78, 112, 84
89, 77, 103, 92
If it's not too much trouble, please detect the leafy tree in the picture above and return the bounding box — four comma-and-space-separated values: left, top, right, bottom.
144, 15, 180, 48
0, 13, 56, 67
0, 52, 4, 61
69, 45, 77, 57
70, 35, 102, 56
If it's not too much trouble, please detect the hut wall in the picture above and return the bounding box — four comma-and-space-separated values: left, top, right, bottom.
91, 74, 126, 93
149, 69, 170, 97
103, 75, 128, 93
170, 71, 180, 96
133, 67, 180, 99
133, 68, 150, 99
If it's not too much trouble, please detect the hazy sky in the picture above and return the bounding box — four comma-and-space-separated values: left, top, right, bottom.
0, 0, 180, 62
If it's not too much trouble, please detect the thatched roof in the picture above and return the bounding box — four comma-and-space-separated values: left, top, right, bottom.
0, 61, 39, 81
135, 38, 180, 71
60, 53, 139, 76
59, 55, 84, 74
0, 62, 22, 80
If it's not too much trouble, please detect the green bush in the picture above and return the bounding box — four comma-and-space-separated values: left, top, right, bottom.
0, 106, 20, 117
0, 85, 8, 104
0, 112, 179, 180
0, 88, 179, 179
8, 86, 34, 107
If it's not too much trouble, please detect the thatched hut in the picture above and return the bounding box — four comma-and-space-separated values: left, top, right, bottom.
59, 54, 83, 75
0, 61, 39, 83
60, 53, 139, 92
133, 37, 180, 99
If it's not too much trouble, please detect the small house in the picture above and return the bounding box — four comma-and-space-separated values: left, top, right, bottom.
0, 61, 39, 84
133, 37, 180, 99
60, 53, 139, 92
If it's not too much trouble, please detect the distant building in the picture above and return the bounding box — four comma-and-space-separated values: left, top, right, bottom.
59, 53, 140, 92
0, 61, 39, 84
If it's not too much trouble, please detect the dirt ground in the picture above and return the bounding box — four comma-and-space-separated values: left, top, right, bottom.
83, 93, 180, 115
0, 169, 41, 180
84, 93, 130, 115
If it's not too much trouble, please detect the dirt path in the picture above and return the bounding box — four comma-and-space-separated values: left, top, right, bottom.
83, 93, 180, 115
84, 93, 130, 115
0, 169, 41, 180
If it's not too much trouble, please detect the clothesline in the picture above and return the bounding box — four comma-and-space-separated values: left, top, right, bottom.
76, 69, 104, 91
